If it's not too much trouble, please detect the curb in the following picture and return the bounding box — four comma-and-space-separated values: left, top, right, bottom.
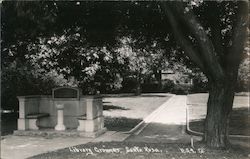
123, 94, 176, 135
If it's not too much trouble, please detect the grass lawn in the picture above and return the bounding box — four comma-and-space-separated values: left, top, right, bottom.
29, 141, 250, 159
187, 93, 250, 136
103, 94, 170, 132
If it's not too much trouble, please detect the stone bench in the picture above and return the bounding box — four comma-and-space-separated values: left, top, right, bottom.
26, 113, 50, 130
77, 114, 87, 120
16, 91, 106, 137
77, 113, 104, 132
77, 114, 87, 131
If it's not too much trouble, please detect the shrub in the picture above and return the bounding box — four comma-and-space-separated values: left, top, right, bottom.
141, 83, 160, 93
162, 79, 175, 92
171, 84, 191, 95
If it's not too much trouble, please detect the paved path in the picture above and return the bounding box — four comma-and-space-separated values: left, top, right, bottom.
126, 95, 201, 143
1, 131, 130, 159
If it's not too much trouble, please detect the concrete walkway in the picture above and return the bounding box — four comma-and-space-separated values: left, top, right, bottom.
126, 95, 201, 143
1, 131, 130, 159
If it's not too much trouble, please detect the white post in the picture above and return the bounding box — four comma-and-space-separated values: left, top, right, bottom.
55, 104, 66, 131
190, 79, 193, 85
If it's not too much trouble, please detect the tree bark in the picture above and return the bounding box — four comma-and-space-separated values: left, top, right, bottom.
135, 69, 142, 96
135, 80, 141, 96
154, 69, 162, 91
204, 80, 235, 148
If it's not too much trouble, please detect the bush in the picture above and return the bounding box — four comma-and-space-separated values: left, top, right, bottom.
236, 80, 250, 92
171, 84, 191, 95
190, 79, 208, 93
141, 83, 160, 93
237, 57, 250, 92
162, 79, 175, 92
120, 77, 137, 93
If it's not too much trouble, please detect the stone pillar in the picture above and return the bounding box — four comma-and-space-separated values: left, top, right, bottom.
55, 104, 66, 131
17, 97, 26, 130
80, 97, 105, 132
86, 98, 94, 120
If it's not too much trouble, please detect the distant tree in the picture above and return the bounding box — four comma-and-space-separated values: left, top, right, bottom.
116, 36, 169, 95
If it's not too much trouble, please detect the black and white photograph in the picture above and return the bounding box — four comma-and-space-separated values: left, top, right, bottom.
0, 1, 249, 159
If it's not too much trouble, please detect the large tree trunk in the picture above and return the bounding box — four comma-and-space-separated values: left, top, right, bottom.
204, 80, 235, 148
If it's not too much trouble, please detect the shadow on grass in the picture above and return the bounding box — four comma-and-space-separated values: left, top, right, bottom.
102, 101, 111, 104
140, 94, 169, 97
1, 113, 18, 136
189, 107, 250, 136
103, 105, 130, 111
102, 94, 137, 98
125, 122, 193, 144
103, 94, 169, 98
104, 116, 142, 132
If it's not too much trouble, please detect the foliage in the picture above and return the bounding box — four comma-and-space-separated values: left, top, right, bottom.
1, 61, 62, 110
1, 1, 183, 97
115, 36, 170, 94
25, 33, 127, 94
162, 79, 175, 92
237, 56, 250, 92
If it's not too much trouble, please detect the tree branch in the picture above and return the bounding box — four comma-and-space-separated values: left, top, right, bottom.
171, 2, 225, 81
160, 2, 206, 74
226, 1, 249, 68
210, 17, 225, 66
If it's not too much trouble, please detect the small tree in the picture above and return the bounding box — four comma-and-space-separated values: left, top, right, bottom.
116, 36, 169, 95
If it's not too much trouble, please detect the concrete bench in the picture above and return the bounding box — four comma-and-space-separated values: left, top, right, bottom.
26, 113, 50, 130
77, 113, 104, 132
77, 114, 87, 131
17, 93, 106, 137
77, 114, 87, 120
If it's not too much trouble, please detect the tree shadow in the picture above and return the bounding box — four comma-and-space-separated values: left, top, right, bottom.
103, 101, 111, 104
104, 116, 142, 132
102, 94, 136, 98
126, 122, 198, 144
103, 105, 130, 111
103, 94, 170, 98
1, 113, 18, 136
140, 94, 169, 97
